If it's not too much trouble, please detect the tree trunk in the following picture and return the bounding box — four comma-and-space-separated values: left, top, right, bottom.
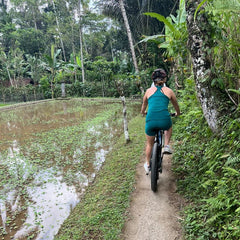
78, 0, 85, 84
79, 27, 85, 83
33, 10, 38, 30
51, 0, 67, 62
186, 0, 229, 133
119, 0, 139, 73
71, 22, 78, 83
6, 66, 14, 87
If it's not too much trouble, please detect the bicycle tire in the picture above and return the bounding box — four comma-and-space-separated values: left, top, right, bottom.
158, 145, 163, 173
151, 142, 159, 192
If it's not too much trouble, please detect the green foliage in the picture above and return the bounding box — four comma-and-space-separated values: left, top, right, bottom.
0, 66, 145, 101
144, 12, 177, 35
14, 28, 45, 55
195, 0, 240, 106
142, 0, 188, 87
43, 44, 63, 98
172, 77, 240, 239
0, 85, 44, 103
25, 54, 45, 84
143, 0, 187, 58
0, 103, 9, 107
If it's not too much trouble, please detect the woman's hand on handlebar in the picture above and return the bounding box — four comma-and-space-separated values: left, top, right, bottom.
171, 112, 182, 117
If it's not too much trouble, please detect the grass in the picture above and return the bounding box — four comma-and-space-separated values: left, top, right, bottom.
0, 103, 9, 107
55, 115, 146, 240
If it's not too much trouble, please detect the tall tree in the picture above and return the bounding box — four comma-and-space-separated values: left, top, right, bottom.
97, 0, 139, 73
185, 0, 235, 132
0, 5, 15, 53
96, 0, 179, 71
50, 0, 67, 62
78, 0, 86, 83
119, 0, 139, 73
4, 0, 50, 55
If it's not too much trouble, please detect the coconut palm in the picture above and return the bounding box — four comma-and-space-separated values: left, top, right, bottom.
119, 0, 139, 73
96, 0, 139, 73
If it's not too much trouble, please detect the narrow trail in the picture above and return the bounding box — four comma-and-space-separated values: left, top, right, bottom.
122, 144, 184, 240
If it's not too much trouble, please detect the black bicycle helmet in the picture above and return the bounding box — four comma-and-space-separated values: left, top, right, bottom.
151, 68, 167, 81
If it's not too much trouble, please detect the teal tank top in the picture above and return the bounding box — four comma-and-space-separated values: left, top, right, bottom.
146, 86, 170, 122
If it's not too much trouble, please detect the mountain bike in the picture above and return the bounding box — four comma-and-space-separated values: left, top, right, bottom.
150, 113, 175, 192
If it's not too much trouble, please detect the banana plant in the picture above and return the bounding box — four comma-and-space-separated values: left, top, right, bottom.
44, 44, 62, 99
142, 0, 187, 59
0, 48, 27, 88
141, 0, 188, 88
76, 56, 82, 70
25, 54, 46, 84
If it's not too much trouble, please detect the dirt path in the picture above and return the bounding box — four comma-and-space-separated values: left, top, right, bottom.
122, 146, 184, 240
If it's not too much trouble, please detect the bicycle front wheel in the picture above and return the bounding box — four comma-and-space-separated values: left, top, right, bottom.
151, 142, 159, 192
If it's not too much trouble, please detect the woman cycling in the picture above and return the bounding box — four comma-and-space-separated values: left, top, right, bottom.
141, 68, 181, 174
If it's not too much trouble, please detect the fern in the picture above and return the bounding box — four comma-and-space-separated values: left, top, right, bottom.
225, 156, 240, 167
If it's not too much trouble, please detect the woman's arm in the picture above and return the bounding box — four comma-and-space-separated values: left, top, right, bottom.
170, 91, 181, 116
141, 92, 148, 115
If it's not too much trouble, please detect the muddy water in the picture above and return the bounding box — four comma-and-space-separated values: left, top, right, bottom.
0, 99, 140, 240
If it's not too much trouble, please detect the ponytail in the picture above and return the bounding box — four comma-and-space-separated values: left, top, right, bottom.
154, 78, 165, 86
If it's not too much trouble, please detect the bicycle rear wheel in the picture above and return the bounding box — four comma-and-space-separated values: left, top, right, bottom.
151, 142, 159, 192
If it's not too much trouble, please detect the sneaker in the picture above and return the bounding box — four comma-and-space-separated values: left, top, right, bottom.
144, 162, 150, 175
163, 145, 173, 154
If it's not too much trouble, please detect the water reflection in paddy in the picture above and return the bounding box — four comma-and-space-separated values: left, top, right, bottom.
0, 99, 140, 240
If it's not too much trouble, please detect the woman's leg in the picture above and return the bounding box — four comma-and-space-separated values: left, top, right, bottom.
163, 127, 173, 154
145, 134, 155, 166
164, 126, 172, 146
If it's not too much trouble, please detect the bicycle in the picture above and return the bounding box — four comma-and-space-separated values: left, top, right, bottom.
150, 113, 176, 192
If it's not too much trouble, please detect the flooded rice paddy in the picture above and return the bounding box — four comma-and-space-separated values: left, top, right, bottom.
0, 99, 140, 240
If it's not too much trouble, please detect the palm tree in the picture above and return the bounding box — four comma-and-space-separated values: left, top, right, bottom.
119, 0, 139, 73
97, 0, 139, 73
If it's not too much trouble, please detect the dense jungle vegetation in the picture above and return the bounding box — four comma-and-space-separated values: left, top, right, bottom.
0, 0, 239, 239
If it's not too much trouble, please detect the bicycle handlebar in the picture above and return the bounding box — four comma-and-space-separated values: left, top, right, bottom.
142, 112, 181, 117
170, 112, 183, 116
